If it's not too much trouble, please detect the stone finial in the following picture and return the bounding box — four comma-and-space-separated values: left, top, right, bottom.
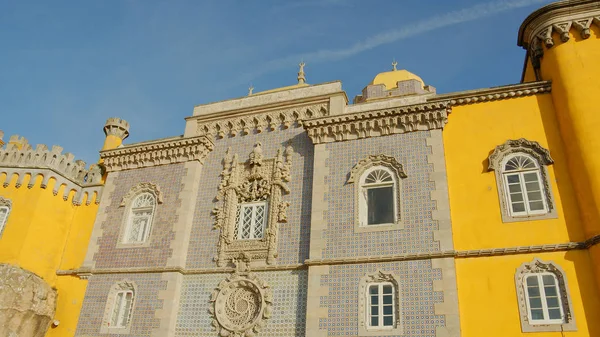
392, 59, 398, 71
248, 85, 254, 96
103, 118, 130, 140
297, 61, 306, 84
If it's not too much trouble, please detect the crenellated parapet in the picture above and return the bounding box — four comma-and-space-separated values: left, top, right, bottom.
0, 134, 104, 205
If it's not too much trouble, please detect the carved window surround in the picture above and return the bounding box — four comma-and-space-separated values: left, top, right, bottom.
100, 135, 214, 172
303, 102, 449, 144
117, 183, 163, 248
488, 139, 557, 223
213, 142, 293, 267
193, 103, 329, 139
348, 155, 407, 233
100, 280, 137, 335
515, 258, 576, 333
0, 196, 11, 237
358, 271, 402, 336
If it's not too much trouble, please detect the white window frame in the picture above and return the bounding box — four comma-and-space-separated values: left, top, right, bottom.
123, 192, 156, 244
502, 154, 548, 217
0, 205, 10, 237
366, 282, 395, 330
236, 201, 268, 240
523, 273, 564, 325
110, 290, 134, 329
359, 166, 397, 227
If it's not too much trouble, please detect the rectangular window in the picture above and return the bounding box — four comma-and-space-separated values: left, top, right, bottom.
368, 283, 395, 329
525, 274, 563, 324
366, 186, 394, 225
127, 210, 152, 243
235, 202, 267, 240
111, 290, 133, 328
504, 171, 547, 216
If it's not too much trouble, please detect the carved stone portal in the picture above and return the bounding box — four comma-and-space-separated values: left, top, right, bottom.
212, 142, 293, 266
209, 254, 272, 337
0, 264, 57, 337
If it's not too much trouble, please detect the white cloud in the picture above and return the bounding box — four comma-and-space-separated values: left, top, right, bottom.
234, 0, 549, 86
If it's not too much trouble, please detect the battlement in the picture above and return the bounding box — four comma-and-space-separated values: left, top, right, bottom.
0, 136, 102, 186
104, 117, 130, 140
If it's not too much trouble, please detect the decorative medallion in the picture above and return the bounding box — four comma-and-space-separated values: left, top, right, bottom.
209, 254, 272, 337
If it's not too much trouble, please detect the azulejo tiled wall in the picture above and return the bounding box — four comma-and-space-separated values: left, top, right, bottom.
93, 163, 186, 269
323, 131, 438, 259
186, 126, 313, 268
175, 270, 308, 336
319, 261, 445, 337
76, 273, 167, 335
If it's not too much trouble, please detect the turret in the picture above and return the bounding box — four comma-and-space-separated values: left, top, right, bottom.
102, 118, 129, 151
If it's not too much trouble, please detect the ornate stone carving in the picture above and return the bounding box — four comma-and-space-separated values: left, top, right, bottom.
0, 196, 11, 208
303, 102, 449, 144
101, 136, 214, 172
0, 136, 104, 205
488, 138, 553, 171
348, 154, 407, 184
120, 182, 163, 207
209, 253, 272, 337
196, 103, 328, 139
515, 258, 576, 332
0, 264, 57, 337
213, 142, 293, 266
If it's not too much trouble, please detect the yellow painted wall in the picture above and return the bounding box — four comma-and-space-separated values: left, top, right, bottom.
0, 172, 98, 337
456, 251, 600, 336
444, 94, 584, 250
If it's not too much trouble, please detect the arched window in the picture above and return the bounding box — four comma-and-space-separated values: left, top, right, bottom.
124, 193, 156, 243
515, 259, 576, 332
502, 154, 548, 216
101, 280, 136, 333
0, 197, 11, 237
487, 139, 556, 222
359, 167, 397, 226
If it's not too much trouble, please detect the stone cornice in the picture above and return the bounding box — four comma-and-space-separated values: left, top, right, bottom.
192, 102, 330, 139
303, 101, 449, 144
518, 0, 600, 50
431, 81, 552, 106
100, 135, 214, 172
59, 237, 600, 278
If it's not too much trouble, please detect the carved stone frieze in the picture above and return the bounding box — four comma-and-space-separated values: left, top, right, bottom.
303, 102, 449, 144
435, 81, 552, 106
209, 253, 272, 337
196, 103, 328, 138
120, 182, 163, 206
100, 135, 213, 172
213, 142, 293, 266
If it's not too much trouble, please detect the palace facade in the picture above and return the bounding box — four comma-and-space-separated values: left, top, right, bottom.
1, 1, 600, 336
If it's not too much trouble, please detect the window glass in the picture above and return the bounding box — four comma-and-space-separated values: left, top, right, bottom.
367, 283, 395, 329
125, 193, 155, 243
367, 186, 394, 225
111, 290, 133, 328
525, 274, 563, 324
235, 202, 267, 240
502, 155, 548, 216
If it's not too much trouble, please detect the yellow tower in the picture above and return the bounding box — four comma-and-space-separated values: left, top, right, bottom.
0, 118, 129, 337
519, 0, 600, 291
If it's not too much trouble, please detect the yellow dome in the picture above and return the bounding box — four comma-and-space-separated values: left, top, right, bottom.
370, 69, 424, 90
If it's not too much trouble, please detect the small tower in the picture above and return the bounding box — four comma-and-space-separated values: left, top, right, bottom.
102, 118, 130, 151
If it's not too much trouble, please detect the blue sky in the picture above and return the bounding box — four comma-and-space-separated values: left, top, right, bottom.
1, 0, 553, 165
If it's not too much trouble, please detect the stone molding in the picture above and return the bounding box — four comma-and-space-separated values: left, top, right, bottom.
433, 81, 552, 106
209, 254, 272, 337
213, 142, 293, 266
120, 182, 163, 207
308, 145, 330, 260
303, 102, 449, 144
357, 271, 403, 336
61, 241, 594, 277
0, 196, 11, 208
515, 258, 577, 332
488, 138, 557, 223
0, 138, 104, 205
194, 103, 329, 139
100, 136, 214, 172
